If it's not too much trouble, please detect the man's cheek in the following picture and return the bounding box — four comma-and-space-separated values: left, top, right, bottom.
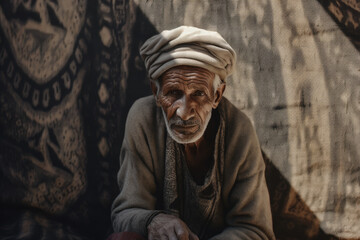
197, 102, 212, 114
198, 108, 212, 122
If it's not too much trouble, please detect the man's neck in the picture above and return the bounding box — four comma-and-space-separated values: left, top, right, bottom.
184, 136, 203, 152
183, 111, 219, 184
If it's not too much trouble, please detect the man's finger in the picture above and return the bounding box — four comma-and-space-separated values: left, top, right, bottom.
173, 221, 191, 240
175, 228, 189, 240
167, 229, 179, 240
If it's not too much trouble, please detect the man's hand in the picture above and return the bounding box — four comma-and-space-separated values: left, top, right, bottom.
147, 213, 199, 240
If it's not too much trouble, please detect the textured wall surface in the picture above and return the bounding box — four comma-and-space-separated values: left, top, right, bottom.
134, 0, 360, 238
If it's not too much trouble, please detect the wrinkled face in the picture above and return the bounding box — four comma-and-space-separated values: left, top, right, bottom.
155, 66, 221, 144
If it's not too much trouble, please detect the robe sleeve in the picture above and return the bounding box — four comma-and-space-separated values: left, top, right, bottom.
111, 98, 164, 237
209, 170, 275, 240
210, 103, 275, 240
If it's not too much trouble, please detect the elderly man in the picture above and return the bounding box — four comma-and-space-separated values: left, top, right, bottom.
111, 26, 275, 240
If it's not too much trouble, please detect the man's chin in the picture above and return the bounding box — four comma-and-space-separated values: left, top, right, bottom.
169, 130, 202, 144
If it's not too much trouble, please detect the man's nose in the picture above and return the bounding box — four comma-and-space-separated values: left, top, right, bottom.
176, 96, 195, 121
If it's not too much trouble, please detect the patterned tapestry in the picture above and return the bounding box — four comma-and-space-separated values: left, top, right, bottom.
318, 0, 360, 50
0, 0, 140, 238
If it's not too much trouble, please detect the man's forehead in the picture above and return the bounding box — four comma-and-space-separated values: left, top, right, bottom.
161, 65, 215, 81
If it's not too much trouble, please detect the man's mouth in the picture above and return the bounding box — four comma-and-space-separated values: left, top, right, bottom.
172, 124, 199, 135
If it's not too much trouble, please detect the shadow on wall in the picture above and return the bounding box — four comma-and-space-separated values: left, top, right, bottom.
311, 1, 360, 235
263, 151, 337, 240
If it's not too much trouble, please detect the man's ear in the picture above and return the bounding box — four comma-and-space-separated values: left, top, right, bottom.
150, 81, 157, 96
212, 83, 226, 109
150, 80, 161, 106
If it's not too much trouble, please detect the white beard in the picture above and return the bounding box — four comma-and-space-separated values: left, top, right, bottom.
161, 109, 212, 144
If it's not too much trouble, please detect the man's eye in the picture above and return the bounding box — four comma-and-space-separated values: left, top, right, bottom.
193, 91, 205, 96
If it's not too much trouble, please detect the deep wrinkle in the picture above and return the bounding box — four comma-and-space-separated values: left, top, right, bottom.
162, 81, 211, 95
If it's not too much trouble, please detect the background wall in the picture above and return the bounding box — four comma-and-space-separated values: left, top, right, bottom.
0, 0, 359, 239
134, 0, 360, 238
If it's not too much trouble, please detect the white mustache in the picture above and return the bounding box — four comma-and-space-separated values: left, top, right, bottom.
169, 117, 199, 127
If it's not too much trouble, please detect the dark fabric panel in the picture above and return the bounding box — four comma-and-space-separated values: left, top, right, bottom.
318, 0, 360, 51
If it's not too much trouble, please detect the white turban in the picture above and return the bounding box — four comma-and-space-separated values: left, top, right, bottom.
140, 26, 236, 82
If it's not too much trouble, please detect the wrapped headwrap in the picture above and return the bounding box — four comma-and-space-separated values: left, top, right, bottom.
140, 26, 236, 82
